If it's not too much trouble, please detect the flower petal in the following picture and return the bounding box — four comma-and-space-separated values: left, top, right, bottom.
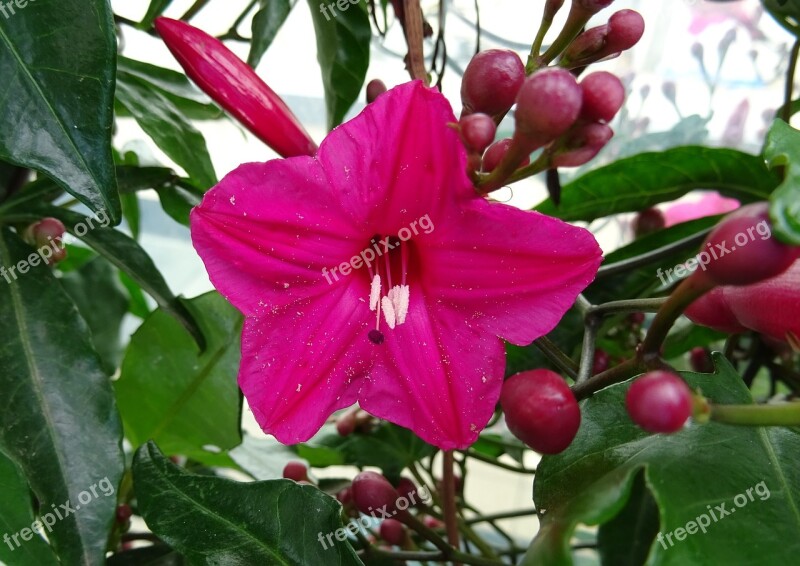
360, 295, 505, 450
421, 200, 602, 345
315, 81, 475, 232
190, 159, 365, 316
239, 279, 374, 444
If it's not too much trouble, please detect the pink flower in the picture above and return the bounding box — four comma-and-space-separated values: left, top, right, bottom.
686, 260, 800, 345
664, 191, 740, 227
190, 82, 602, 449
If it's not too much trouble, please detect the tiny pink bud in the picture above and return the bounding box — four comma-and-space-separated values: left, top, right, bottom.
575, 0, 615, 14
366, 79, 387, 103
482, 138, 530, 173
605, 9, 645, 52
282, 461, 309, 482
461, 49, 525, 118
515, 68, 583, 148
459, 113, 497, 153
551, 122, 613, 168
579, 71, 625, 123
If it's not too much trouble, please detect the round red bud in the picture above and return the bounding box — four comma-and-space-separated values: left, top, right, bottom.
282, 461, 309, 482
580, 71, 625, 123
500, 369, 581, 454
700, 202, 799, 286
551, 122, 613, 168
460, 113, 497, 154
351, 471, 401, 516
482, 138, 530, 173
379, 518, 407, 546
366, 79, 387, 103
515, 68, 583, 148
461, 49, 525, 117
606, 9, 645, 52
625, 371, 692, 433
633, 208, 666, 238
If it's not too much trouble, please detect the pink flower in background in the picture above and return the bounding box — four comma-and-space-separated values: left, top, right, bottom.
686, 260, 800, 346
664, 191, 740, 227
191, 81, 602, 449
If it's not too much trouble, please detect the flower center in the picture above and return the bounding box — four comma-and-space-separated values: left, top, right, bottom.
366, 235, 411, 344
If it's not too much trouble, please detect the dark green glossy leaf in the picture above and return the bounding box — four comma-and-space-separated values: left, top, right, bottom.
0, 449, 58, 565
230, 433, 299, 480
523, 354, 800, 565
249, 0, 293, 67
765, 119, 800, 244
139, 0, 174, 29
116, 165, 177, 194
119, 270, 151, 319
115, 75, 217, 189
762, 0, 800, 36
597, 470, 660, 566
120, 191, 141, 239
60, 257, 129, 374
38, 206, 204, 347
0, 0, 120, 221
117, 56, 222, 120
775, 98, 800, 120
107, 544, 187, 566
133, 441, 364, 565
0, 228, 124, 565
536, 148, 778, 222
115, 292, 243, 459
586, 215, 721, 305
306, 0, 371, 130
157, 184, 200, 226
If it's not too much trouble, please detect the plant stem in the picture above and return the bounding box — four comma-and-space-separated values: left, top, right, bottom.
587, 298, 667, 317
572, 357, 643, 400
710, 402, 800, 426
533, 336, 579, 378
465, 508, 538, 524
576, 314, 600, 384
465, 449, 536, 474
442, 451, 460, 556
403, 0, 429, 84
782, 38, 800, 124
180, 0, 211, 22
640, 272, 716, 365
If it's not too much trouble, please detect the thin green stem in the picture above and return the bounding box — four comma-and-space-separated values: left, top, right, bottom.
572, 357, 643, 401
710, 402, 800, 426
180, 0, 211, 21
587, 298, 668, 317
465, 449, 536, 474
782, 38, 800, 124
533, 336, 579, 379
442, 451, 460, 554
465, 508, 538, 525
576, 315, 600, 384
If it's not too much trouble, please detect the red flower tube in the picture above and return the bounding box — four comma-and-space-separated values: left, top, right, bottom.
154, 17, 317, 158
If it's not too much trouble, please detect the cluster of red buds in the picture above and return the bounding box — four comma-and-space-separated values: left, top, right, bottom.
454, 0, 644, 192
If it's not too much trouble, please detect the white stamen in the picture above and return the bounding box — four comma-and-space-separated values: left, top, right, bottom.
369, 274, 381, 311
392, 285, 410, 324
381, 296, 397, 329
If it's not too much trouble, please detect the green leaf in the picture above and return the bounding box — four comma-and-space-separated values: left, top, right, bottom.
535, 148, 779, 222
133, 441, 364, 565
306, 0, 371, 130
107, 544, 187, 566
249, 0, 293, 68
597, 470, 660, 566
157, 184, 201, 226
140, 0, 174, 29
230, 433, 301, 480
120, 191, 141, 239
39, 206, 204, 348
119, 271, 152, 319
762, 0, 800, 36
117, 56, 222, 120
0, 449, 59, 565
60, 257, 129, 374
0, 228, 124, 565
524, 354, 800, 565
0, 0, 120, 221
765, 119, 800, 244
115, 75, 217, 190
115, 292, 243, 459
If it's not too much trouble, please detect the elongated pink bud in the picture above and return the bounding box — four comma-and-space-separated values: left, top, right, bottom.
154, 17, 317, 158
